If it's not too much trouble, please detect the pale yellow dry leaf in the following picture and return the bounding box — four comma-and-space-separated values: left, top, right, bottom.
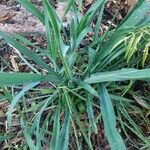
0, 12, 16, 23
10, 55, 19, 72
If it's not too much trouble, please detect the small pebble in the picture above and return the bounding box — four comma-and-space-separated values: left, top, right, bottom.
12, 5, 21, 11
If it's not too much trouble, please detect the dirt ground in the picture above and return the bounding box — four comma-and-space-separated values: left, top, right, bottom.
0, 0, 72, 33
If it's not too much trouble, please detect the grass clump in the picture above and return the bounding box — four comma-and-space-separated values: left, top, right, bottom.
0, 0, 150, 149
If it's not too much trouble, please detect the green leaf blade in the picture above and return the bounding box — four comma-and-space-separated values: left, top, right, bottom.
84, 68, 150, 83
57, 109, 71, 150
7, 82, 39, 128
17, 0, 44, 24
0, 73, 62, 86
99, 84, 126, 150
0, 31, 60, 78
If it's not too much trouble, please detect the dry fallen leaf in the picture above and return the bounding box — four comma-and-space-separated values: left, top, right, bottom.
10, 55, 19, 72
0, 4, 45, 33
0, 12, 16, 23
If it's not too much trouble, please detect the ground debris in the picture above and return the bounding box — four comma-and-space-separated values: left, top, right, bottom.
0, 4, 44, 33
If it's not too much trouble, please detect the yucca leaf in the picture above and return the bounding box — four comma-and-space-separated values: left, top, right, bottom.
76, 0, 105, 37
76, 27, 92, 48
74, 79, 99, 97
84, 68, 150, 83
13, 34, 47, 56
23, 130, 37, 150
56, 109, 70, 150
0, 73, 62, 86
34, 91, 58, 149
7, 82, 39, 128
63, 89, 72, 114
99, 84, 126, 150
85, 47, 96, 75
17, 0, 44, 24
64, 0, 74, 16
40, 113, 51, 144
43, 0, 60, 44
50, 107, 60, 150
0, 73, 41, 86
86, 94, 97, 133
31, 91, 58, 132
43, 0, 59, 61
93, 0, 106, 40
43, 0, 72, 78
70, 18, 77, 52
96, 45, 125, 71
0, 31, 59, 77
21, 119, 37, 150
119, 0, 150, 28
93, 28, 133, 67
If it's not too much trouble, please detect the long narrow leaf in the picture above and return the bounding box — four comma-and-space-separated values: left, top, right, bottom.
73, 79, 99, 97
21, 119, 37, 150
119, 0, 150, 28
99, 84, 126, 150
84, 68, 150, 83
43, 0, 60, 44
86, 94, 97, 133
56, 109, 71, 150
50, 107, 60, 150
34, 91, 59, 149
43, 0, 58, 61
7, 82, 39, 128
13, 34, 47, 56
0, 31, 59, 77
76, 0, 105, 37
43, 0, 72, 78
93, 28, 133, 66
0, 73, 62, 86
17, 0, 44, 24
64, 0, 74, 16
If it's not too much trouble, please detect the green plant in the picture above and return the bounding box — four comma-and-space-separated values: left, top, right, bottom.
0, 0, 150, 149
